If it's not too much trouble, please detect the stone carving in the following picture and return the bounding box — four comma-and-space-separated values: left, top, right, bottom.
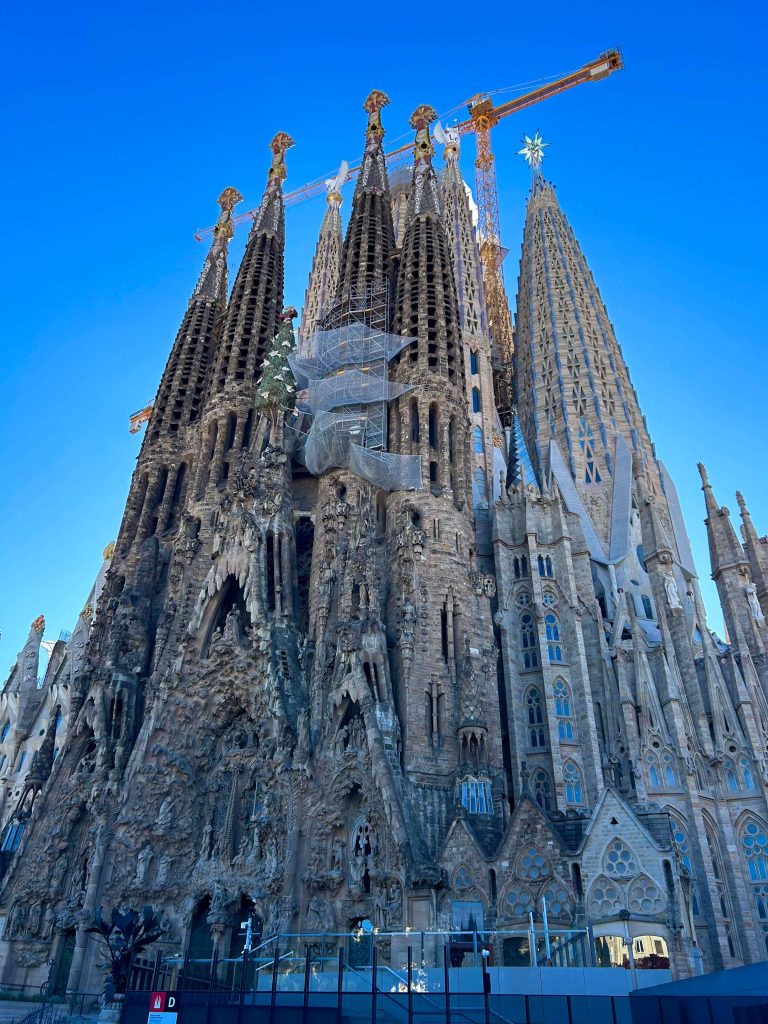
746, 582, 765, 621
663, 573, 682, 610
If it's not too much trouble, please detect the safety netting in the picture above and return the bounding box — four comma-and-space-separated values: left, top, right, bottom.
289, 320, 423, 491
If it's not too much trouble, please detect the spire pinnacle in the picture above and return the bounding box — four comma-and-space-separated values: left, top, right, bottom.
737, 490, 749, 516
404, 104, 441, 220
193, 187, 243, 300
697, 462, 710, 488
363, 90, 390, 139
267, 132, 294, 185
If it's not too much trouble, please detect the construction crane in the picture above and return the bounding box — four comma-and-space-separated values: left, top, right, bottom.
129, 402, 153, 434
194, 51, 622, 246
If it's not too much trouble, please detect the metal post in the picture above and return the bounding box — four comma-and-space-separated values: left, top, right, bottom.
150, 950, 162, 992
180, 953, 189, 992
336, 947, 344, 1024
407, 946, 413, 1024
443, 944, 451, 1024
586, 920, 597, 967
481, 954, 490, 1024
236, 950, 247, 1024
541, 897, 551, 963
472, 928, 479, 968
268, 944, 279, 1024
528, 912, 537, 967
302, 952, 311, 1024
370, 944, 377, 1024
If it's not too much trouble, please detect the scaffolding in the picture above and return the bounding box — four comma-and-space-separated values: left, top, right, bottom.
289, 285, 423, 491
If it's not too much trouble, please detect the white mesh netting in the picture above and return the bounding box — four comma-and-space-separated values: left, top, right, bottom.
290, 321, 422, 491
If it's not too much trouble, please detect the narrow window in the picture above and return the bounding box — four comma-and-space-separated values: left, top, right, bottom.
470, 350, 478, 375
472, 388, 481, 413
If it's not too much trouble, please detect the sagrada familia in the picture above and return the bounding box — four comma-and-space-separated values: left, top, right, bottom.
1, 90, 767, 993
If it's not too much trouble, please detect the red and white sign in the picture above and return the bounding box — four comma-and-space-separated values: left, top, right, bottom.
149, 994, 166, 1012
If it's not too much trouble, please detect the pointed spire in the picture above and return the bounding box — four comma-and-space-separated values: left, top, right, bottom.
192, 187, 243, 302
210, 134, 292, 395
147, 189, 243, 440
336, 91, 395, 298
738, 489, 768, 619
404, 105, 441, 222
698, 463, 749, 577
4, 616, 44, 697
514, 154, 660, 525
255, 307, 297, 427
299, 170, 344, 341
506, 408, 536, 491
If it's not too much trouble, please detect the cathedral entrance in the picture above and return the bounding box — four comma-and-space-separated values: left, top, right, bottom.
49, 929, 76, 996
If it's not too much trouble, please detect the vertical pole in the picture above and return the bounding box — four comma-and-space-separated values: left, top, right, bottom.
481, 954, 490, 1024
150, 951, 162, 992
586, 921, 596, 967
528, 912, 537, 967
180, 953, 189, 993
236, 950, 246, 1024
370, 944, 377, 1024
301, 952, 311, 1024
541, 897, 551, 962
336, 947, 344, 1024
472, 928, 478, 968
407, 946, 413, 1024
268, 945, 279, 1024
443, 944, 451, 1024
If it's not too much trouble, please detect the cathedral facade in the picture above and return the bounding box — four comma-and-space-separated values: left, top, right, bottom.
1, 91, 768, 993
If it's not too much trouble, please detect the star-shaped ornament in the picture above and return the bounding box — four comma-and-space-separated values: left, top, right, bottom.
518, 132, 550, 169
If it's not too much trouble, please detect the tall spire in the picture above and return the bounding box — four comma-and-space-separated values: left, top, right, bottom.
210, 133, 293, 396
149, 188, 242, 440
299, 170, 344, 341
513, 149, 660, 522
738, 490, 768, 620
440, 127, 487, 339
698, 463, 750, 579
392, 106, 461, 383
336, 91, 395, 298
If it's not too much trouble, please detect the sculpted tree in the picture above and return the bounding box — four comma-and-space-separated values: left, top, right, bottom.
86, 905, 164, 998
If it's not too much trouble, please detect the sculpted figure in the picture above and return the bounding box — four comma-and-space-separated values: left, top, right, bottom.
156, 797, 175, 830
746, 582, 765, 621
134, 847, 152, 885
663, 573, 682, 610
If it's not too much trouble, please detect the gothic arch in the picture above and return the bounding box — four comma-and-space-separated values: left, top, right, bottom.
198, 575, 251, 657
587, 873, 625, 918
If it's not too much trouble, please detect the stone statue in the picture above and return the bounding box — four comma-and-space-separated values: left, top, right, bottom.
663, 573, 682, 610
746, 582, 765, 621
134, 847, 152, 886
156, 855, 171, 887
156, 797, 175, 830
330, 835, 345, 873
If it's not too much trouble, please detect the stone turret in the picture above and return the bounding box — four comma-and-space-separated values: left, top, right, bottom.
195, 135, 291, 496
300, 177, 343, 342
738, 490, 768, 622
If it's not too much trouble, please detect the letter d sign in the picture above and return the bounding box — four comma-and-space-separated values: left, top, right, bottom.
167, 997, 176, 1009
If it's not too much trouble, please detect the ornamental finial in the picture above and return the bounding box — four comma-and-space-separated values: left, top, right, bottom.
518, 131, 549, 171
32, 615, 45, 634
737, 491, 749, 516
103, 540, 116, 560
217, 187, 244, 213
409, 104, 438, 131
410, 104, 437, 163
697, 462, 710, 487
363, 90, 389, 139
267, 132, 295, 184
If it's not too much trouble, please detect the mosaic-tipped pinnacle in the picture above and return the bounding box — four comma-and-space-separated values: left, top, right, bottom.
217, 187, 244, 212
363, 90, 390, 114
409, 105, 438, 131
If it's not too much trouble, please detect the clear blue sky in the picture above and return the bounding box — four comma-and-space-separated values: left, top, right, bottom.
1, 0, 766, 667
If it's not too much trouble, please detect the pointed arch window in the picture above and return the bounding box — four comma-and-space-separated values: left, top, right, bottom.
706, 822, 737, 956
545, 613, 563, 662
526, 687, 546, 748
742, 819, 768, 953
646, 752, 660, 788
470, 350, 479, 375
741, 756, 756, 791
473, 427, 484, 454
725, 758, 739, 793
563, 760, 583, 804
472, 388, 481, 413
663, 751, 676, 787
521, 613, 539, 669
554, 678, 574, 740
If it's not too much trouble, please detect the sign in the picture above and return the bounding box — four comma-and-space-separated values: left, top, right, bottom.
148, 993, 178, 1024
148, 1013, 177, 1024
